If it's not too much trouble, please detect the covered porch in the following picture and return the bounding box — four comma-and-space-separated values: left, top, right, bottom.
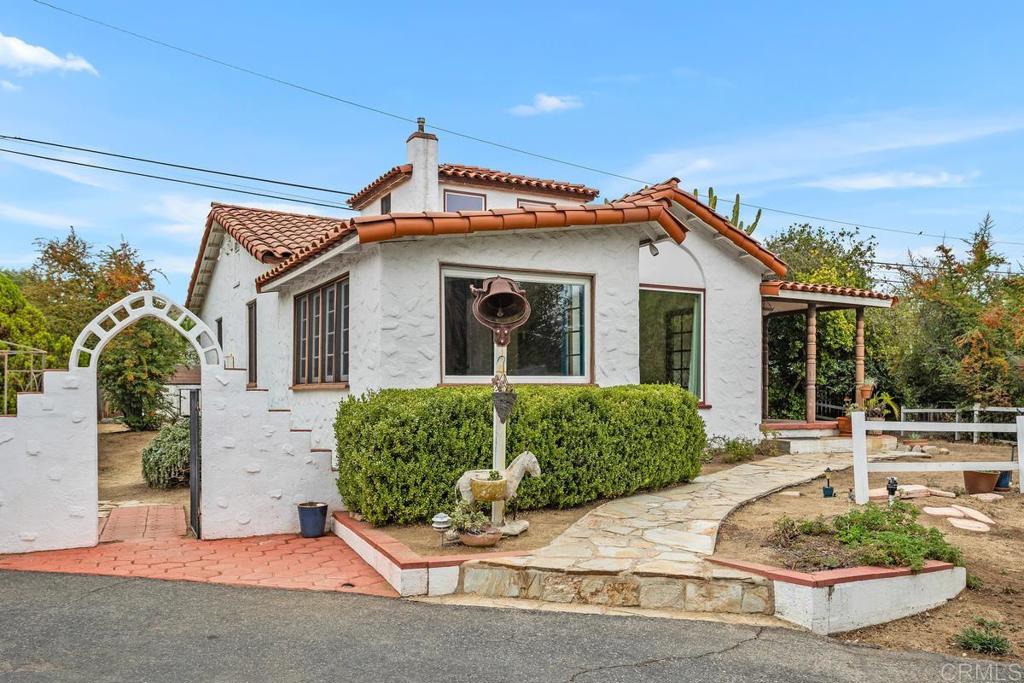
759, 281, 896, 434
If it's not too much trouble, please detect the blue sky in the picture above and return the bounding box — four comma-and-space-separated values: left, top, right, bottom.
3, 1, 1024, 304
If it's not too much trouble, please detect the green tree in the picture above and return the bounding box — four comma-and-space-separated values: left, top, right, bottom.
17, 230, 189, 429
0, 272, 72, 412
763, 225, 882, 418
884, 216, 1024, 407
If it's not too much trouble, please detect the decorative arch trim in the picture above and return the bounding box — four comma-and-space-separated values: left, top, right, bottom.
68, 291, 223, 370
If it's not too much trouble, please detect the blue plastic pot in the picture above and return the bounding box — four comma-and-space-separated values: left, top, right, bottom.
298, 502, 328, 538
995, 470, 1012, 491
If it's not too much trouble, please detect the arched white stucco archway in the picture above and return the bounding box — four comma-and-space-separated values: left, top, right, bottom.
69, 291, 222, 370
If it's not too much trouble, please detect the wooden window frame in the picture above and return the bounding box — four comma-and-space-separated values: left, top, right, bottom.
439, 264, 594, 385
638, 284, 707, 403
292, 276, 350, 387
246, 300, 257, 386
516, 198, 556, 208
443, 189, 487, 212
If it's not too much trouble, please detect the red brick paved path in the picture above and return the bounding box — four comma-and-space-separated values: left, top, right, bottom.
0, 525, 396, 597
99, 505, 187, 542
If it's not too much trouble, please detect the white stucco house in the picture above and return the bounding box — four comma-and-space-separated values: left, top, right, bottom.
185, 120, 895, 461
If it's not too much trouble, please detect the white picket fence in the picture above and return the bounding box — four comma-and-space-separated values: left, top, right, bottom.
900, 404, 1024, 443
852, 412, 1024, 505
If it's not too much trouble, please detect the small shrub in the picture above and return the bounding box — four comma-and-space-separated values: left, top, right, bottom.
141, 418, 190, 488
335, 384, 706, 526
450, 500, 489, 534
705, 435, 778, 464
766, 501, 963, 572
966, 573, 984, 590
954, 618, 1011, 656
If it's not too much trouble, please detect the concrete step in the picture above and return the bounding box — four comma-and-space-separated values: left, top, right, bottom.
768, 434, 897, 455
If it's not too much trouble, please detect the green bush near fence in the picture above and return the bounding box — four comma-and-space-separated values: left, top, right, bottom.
141, 418, 190, 489
334, 384, 706, 526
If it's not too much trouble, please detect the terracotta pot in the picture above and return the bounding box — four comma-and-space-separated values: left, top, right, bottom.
837, 416, 852, 435
860, 385, 875, 402
470, 477, 507, 502
459, 528, 502, 547
963, 471, 1000, 495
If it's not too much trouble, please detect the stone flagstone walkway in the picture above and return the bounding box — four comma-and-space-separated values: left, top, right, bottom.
463, 450, 904, 611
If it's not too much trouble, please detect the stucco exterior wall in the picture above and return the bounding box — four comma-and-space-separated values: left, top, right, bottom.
639, 228, 765, 440
364, 228, 644, 390
367, 179, 591, 215
197, 232, 268, 370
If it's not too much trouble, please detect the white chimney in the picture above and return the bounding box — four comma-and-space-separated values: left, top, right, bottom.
406, 117, 440, 211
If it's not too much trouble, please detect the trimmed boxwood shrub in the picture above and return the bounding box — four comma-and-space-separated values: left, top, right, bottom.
335, 384, 706, 526
141, 418, 190, 489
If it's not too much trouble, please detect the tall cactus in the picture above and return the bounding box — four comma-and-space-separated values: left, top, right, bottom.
692, 187, 761, 235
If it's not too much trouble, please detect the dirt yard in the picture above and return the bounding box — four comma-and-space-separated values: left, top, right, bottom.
715, 440, 1024, 660
98, 424, 189, 506
379, 500, 604, 556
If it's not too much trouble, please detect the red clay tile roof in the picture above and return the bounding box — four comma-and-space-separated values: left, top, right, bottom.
345, 164, 413, 210
185, 203, 350, 308
760, 280, 895, 302
346, 163, 600, 209
618, 179, 788, 277
255, 199, 685, 289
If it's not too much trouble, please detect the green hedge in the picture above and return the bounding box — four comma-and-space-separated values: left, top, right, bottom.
141, 418, 190, 489
335, 384, 705, 526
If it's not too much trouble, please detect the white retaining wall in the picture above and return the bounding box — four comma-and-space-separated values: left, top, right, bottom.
773, 567, 967, 634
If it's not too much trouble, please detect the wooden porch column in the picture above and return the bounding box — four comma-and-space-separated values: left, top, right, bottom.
805, 303, 817, 423
762, 315, 769, 419
854, 306, 865, 401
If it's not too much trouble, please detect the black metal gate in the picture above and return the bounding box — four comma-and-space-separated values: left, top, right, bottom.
188, 388, 202, 538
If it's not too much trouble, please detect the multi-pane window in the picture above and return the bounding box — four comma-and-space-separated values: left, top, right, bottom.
294, 278, 349, 385
246, 300, 257, 386
444, 190, 486, 212
380, 193, 391, 214
639, 288, 703, 400
442, 268, 589, 383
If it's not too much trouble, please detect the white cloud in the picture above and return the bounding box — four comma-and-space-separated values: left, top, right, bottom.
0, 201, 86, 229
0, 32, 98, 76
145, 195, 212, 237
804, 170, 977, 191
509, 93, 582, 116
621, 111, 1024, 191
147, 253, 197, 276
0, 79, 20, 92
0, 151, 111, 188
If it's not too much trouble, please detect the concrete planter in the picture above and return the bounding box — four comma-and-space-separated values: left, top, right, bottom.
470, 477, 507, 502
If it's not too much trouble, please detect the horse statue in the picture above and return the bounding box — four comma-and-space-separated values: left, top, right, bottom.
456, 451, 541, 504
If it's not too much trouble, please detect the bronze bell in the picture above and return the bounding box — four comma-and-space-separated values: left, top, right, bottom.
470, 276, 531, 347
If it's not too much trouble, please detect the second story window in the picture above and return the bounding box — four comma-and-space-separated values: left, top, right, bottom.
380, 193, 391, 214
444, 190, 486, 212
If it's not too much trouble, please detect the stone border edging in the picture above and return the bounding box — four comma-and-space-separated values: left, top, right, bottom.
331, 512, 527, 596
707, 556, 955, 588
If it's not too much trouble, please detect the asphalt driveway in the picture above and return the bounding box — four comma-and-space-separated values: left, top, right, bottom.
0, 570, 1007, 682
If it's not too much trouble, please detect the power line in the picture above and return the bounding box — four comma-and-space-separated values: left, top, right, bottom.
0, 134, 354, 196
25, 0, 1024, 248
0, 147, 355, 211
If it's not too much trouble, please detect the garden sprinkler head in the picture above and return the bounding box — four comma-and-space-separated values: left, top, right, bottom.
886, 476, 899, 507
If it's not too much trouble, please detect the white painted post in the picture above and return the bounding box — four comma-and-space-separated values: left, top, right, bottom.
852, 411, 869, 504
899, 405, 904, 437
491, 345, 506, 528
1016, 416, 1024, 495
954, 409, 960, 441
973, 403, 981, 444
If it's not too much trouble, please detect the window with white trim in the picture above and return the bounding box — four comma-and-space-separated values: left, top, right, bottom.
444, 190, 486, 211
639, 287, 703, 399
293, 277, 350, 385
442, 267, 589, 383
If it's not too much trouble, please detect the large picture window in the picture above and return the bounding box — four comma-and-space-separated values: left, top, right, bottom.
293, 277, 349, 385
639, 287, 703, 399
442, 268, 589, 383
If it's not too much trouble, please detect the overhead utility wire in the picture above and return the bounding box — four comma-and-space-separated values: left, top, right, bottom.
26, 0, 1024, 247
0, 134, 354, 196
0, 147, 354, 211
